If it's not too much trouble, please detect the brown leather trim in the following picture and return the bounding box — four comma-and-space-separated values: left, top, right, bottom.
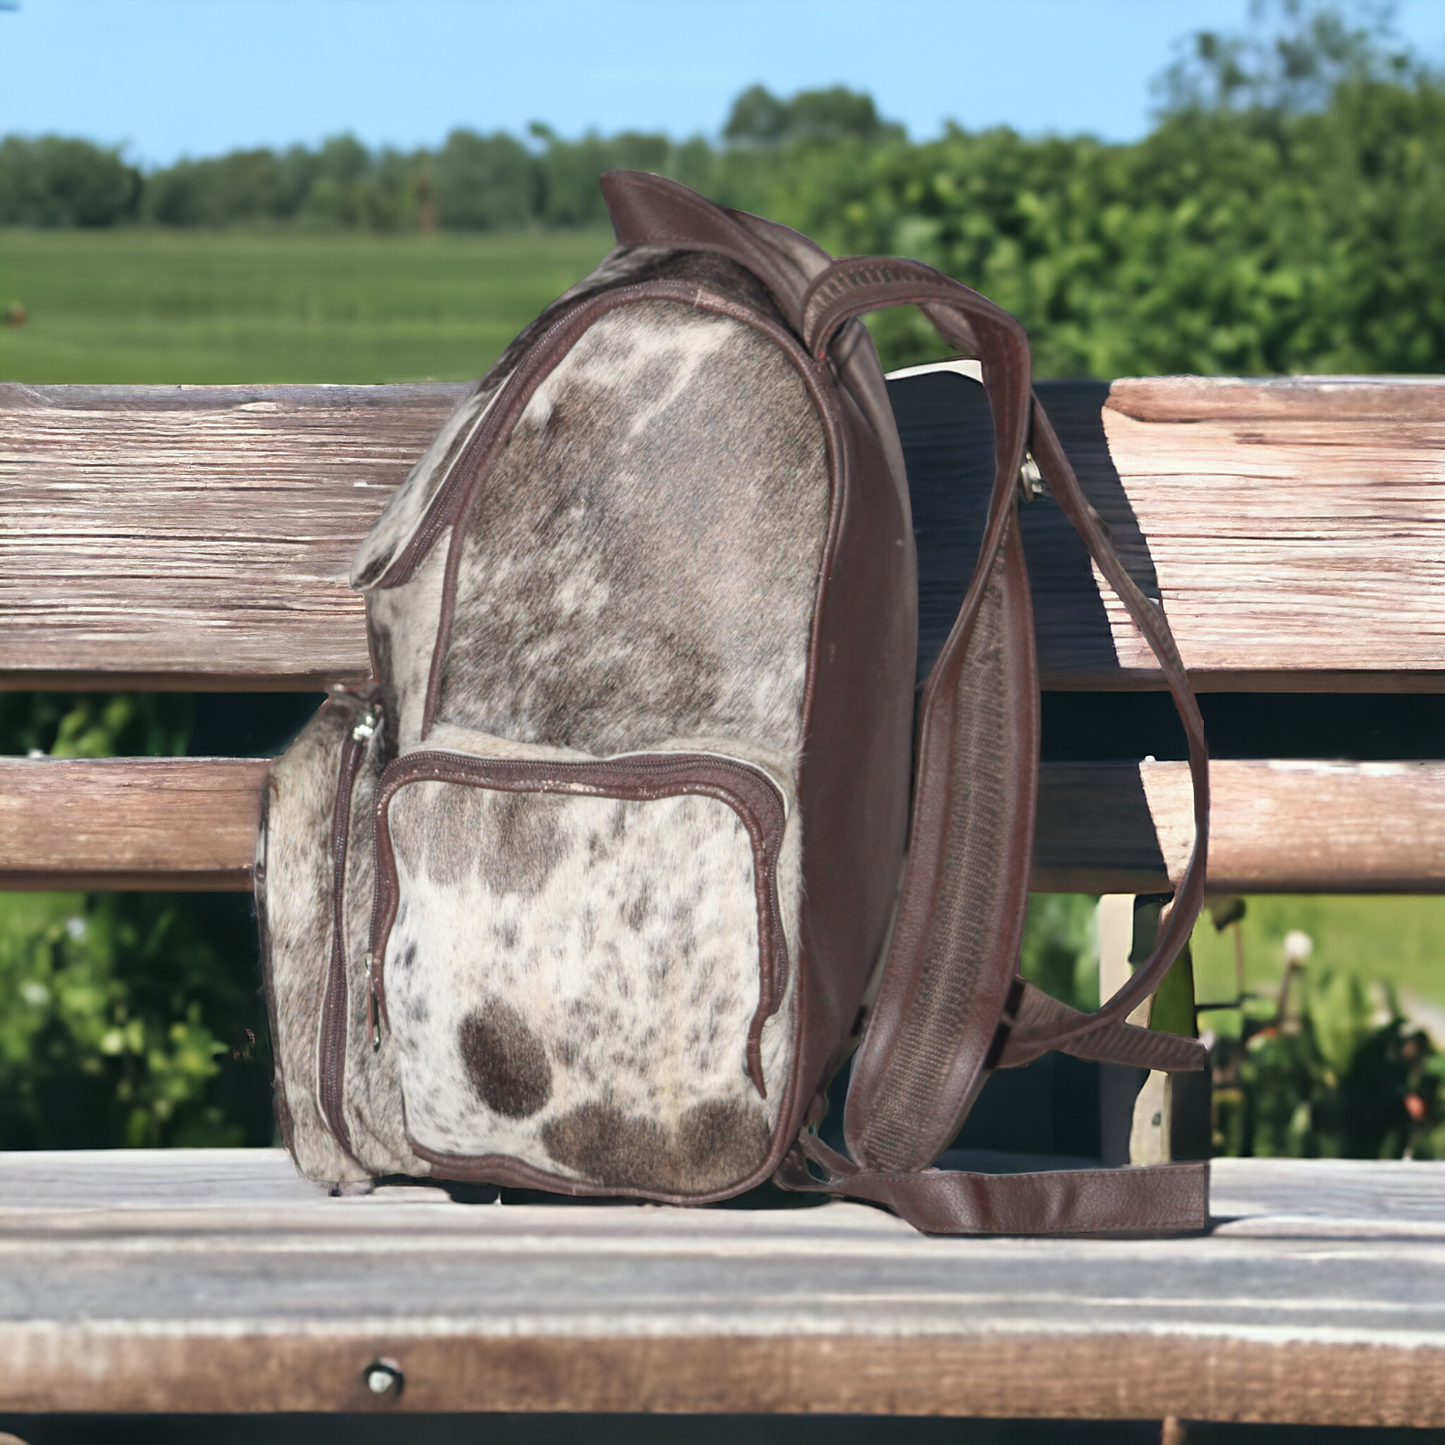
370, 749, 788, 1100
1004, 980, 1209, 1072
801, 257, 1026, 364
781, 1141, 1210, 1235
404, 1137, 770, 1206
843, 514, 1039, 1172
419, 281, 844, 741
792, 252, 1209, 1171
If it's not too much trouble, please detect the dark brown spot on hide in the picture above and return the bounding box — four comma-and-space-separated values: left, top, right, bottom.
459, 1001, 552, 1118
542, 1096, 769, 1194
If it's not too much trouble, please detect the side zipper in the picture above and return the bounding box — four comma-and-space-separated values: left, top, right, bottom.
317, 697, 380, 1162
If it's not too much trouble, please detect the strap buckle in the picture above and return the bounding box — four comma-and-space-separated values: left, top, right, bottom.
1018, 451, 1047, 504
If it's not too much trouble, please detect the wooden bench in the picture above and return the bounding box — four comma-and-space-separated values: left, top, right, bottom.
1, 373, 1443, 1428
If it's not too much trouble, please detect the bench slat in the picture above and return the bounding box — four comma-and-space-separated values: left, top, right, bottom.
0, 1149, 1442, 1422
2, 377, 1442, 691
4, 756, 1440, 893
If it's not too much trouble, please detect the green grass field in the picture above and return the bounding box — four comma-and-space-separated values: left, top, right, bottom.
1191, 895, 1445, 1019
2, 226, 1440, 1013
0, 227, 615, 384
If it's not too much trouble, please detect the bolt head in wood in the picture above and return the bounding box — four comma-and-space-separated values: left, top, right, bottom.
363, 1358, 403, 1398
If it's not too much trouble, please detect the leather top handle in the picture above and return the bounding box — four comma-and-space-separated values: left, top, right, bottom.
800, 255, 1209, 1065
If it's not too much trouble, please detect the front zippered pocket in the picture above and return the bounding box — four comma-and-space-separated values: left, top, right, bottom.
365, 748, 793, 1195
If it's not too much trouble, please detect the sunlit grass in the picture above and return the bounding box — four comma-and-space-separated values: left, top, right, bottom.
0, 227, 614, 384
1192, 895, 1445, 1015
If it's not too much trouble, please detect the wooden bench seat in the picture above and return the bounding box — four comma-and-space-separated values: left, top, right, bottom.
1, 372, 1443, 1426
0, 1148, 1443, 1425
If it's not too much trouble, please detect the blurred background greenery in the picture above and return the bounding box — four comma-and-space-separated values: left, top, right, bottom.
1, 0, 1442, 1156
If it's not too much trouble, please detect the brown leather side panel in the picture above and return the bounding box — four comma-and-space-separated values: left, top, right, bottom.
791, 381, 918, 1117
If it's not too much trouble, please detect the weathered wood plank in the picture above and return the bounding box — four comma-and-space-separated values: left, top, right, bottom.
1, 377, 1441, 690
0, 1149, 1442, 1422
2, 756, 1440, 893
0, 757, 267, 890
1029, 377, 1445, 689
1033, 758, 1445, 894
0, 382, 465, 688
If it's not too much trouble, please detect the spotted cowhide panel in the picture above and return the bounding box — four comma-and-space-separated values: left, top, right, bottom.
257, 691, 426, 1183
366, 528, 450, 755
433, 298, 830, 759
351, 247, 783, 593
257, 695, 371, 1183
382, 770, 793, 1194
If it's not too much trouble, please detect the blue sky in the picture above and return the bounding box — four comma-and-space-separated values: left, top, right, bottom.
2, 0, 1444, 164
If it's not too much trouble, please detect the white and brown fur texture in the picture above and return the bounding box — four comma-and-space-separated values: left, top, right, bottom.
350, 247, 769, 594
434, 297, 829, 759
258, 691, 427, 1182
383, 745, 800, 1194
269, 247, 830, 1193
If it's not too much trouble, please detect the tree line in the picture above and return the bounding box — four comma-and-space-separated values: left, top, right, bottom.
3, 5, 1441, 380
0, 85, 894, 232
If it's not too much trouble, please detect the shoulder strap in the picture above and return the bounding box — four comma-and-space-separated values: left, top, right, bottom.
784, 257, 1211, 1234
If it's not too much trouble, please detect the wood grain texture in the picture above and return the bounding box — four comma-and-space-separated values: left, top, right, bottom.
0, 1149, 1442, 1422
0, 757, 267, 889
2, 756, 1440, 893
1033, 759, 1445, 893
1, 377, 1441, 689
0, 382, 465, 687
1029, 377, 1445, 689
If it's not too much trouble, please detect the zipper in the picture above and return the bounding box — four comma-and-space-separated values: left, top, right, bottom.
368, 749, 790, 1099
317, 697, 380, 1158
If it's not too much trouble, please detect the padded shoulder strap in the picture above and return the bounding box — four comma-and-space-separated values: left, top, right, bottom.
781, 257, 1210, 1233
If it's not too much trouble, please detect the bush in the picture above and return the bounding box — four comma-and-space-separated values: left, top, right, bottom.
0, 135, 139, 226
0, 694, 272, 1149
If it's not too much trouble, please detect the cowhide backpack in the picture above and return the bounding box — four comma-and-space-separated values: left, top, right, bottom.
256, 171, 1210, 1233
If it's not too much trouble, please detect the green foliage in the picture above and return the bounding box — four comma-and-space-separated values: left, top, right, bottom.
0, 135, 139, 226
6, 8, 1444, 383
1020, 894, 1099, 1013
1192, 894, 1445, 1011
723, 84, 901, 147
0, 891, 266, 1148
0, 693, 191, 759
0, 695, 271, 1149
1212, 968, 1445, 1159
1155, 0, 1416, 115
436, 131, 535, 230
